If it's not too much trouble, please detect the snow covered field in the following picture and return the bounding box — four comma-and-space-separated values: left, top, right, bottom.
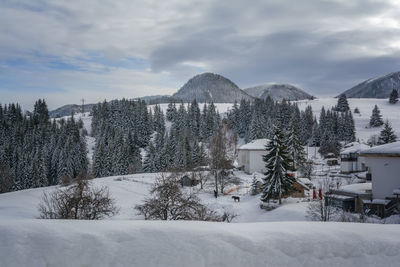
1, 219, 400, 267
0, 172, 308, 222
1, 172, 400, 266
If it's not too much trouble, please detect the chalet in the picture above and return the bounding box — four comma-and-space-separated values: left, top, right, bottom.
325, 183, 372, 213
289, 180, 310, 198
359, 141, 400, 200
327, 142, 400, 217
340, 142, 369, 173
237, 139, 269, 174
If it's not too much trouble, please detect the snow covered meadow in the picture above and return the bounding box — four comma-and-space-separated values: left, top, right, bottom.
1, 172, 400, 267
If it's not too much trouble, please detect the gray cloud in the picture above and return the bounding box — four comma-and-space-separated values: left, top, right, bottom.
1, 0, 400, 108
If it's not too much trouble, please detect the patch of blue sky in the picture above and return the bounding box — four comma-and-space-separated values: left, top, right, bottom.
82, 51, 149, 70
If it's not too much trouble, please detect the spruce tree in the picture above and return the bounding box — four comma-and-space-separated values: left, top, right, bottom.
287, 119, 306, 171
378, 120, 397, 145
336, 94, 350, 112
261, 124, 295, 204
369, 105, 384, 127
250, 174, 259, 195
389, 89, 399, 104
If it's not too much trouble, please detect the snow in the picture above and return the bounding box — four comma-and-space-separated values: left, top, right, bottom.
340, 183, 372, 194
360, 141, 400, 156
1, 220, 400, 267
238, 139, 269, 150
341, 142, 370, 155
1, 172, 399, 265
393, 189, 400, 195
363, 199, 391, 205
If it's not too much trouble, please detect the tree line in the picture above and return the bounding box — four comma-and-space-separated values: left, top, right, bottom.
0, 99, 88, 193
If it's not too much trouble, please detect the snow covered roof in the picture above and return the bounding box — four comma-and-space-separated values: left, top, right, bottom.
339, 183, 372, 194
297, 178, 312, 185
326, 194, 354, 200
340, 142, 370, 155
363, 199, 391, 205
238, 139, 269, 150
360, 141, 400, 157
393, 189, 400, 195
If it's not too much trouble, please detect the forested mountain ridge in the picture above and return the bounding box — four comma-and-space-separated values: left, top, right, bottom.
172, 73, 254, 103
244, 84, 314, 101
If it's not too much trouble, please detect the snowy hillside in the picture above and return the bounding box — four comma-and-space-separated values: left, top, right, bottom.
244, 83, 314, 101
0, 173, 308, 222
296, 98, 400, 142
341, 71, 400, 98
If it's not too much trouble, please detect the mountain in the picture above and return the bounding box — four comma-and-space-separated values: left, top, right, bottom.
244, 84, 314, 101
172, 73, 254, 103
49, 104, 96, 118
341, 71, 400, 98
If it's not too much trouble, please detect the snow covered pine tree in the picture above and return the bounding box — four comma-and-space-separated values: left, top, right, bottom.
261, 124, 295, 204
378, 120, 397, 144
335, 94, 350, 112
389, 89, 399, 104
369, 105, 384, 127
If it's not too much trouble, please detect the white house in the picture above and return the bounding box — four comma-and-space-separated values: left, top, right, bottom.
237, 139, 269, 174
340, 142, 369, 173
360, 141, 400, 200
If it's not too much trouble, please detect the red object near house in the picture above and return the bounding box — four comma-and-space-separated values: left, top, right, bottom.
318, 188, 322, 200
313, 188, 317, 199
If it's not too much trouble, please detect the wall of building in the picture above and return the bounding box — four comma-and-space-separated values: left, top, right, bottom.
364, 157, 400, 199
340, 157, 366, 173
237, 150, 250, 173
249, 150, 267, 174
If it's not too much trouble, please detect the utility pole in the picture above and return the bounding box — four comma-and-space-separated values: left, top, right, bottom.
81, 98, 85, 116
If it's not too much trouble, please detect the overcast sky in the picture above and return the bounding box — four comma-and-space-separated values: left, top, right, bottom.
1, 0, 400, 110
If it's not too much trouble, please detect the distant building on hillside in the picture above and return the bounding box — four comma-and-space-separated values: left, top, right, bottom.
237, 139, 269, 174
340, 142, 369, 173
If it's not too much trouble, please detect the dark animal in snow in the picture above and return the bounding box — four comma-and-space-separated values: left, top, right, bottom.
232, 196, 240, 202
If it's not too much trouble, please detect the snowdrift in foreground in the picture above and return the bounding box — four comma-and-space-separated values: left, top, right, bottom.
1, 220, 399, 267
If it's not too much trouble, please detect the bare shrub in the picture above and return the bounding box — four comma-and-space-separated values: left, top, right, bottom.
38, 179, 118, 220
135, 173, 222, 221
306, 199, 339, 222
221, 210, 238, 223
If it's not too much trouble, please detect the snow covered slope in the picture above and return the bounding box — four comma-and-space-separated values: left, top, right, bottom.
341, 71, 400, 98
0, 173, 308, 222
1, 219, 399, 267
244, 83, 314, 101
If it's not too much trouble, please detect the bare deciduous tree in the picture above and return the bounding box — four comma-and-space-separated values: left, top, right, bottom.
306, 178, 339, 221
208, 121, 237, 196
38, 176, 118, 220
135, 173, 222, 221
